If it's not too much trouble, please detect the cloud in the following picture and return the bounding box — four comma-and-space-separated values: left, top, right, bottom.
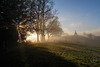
70, 22, 82, 27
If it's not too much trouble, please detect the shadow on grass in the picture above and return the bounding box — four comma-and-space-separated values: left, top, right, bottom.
0, 44, 79, 67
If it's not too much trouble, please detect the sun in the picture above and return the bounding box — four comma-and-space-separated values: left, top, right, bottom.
26, 32, 37, 42
25, 32, 49, 42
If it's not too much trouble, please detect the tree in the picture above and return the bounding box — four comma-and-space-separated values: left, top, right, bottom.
40, 0, 54, 42
0, 0, 28, 26
0, 0, 29, 46
83, 32, 94, 39
26, 0, 63, 42
47, 16, 63, 39
0, 0, 62, 44
27, 0, 54, 42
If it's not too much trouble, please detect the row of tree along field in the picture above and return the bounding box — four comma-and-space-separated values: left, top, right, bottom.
0, 0, 63, 45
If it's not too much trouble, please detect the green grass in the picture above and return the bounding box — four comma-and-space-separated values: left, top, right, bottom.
29, 42, 100, 67
0, 42, 100, 67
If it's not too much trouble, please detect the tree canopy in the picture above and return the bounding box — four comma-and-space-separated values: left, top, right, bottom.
0, 0, 63, 44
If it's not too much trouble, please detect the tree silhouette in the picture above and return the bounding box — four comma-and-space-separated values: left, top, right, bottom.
47, 16, 63, 39
26, 0, 54, 42
0, 0, 28, 47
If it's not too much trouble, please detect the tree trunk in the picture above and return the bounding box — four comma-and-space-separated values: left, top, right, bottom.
40, 19, 42, 42
48, 33, 50, 39
36, 31, 39, 42
42, 33, 45, 42
41, 22, 45, 42
17, 25, 22, 43
42, 10, 45, 42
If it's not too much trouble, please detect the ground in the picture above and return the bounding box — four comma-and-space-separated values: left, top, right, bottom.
0, 42, 100, 67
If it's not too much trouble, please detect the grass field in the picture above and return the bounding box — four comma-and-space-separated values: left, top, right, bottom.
0, 42, 100, 67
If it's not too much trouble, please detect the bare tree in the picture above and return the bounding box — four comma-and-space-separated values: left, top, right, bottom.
47, 16, 63, 39
27, 0, 54, 42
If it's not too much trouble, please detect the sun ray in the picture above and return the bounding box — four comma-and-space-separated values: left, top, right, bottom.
26, 32, 37, 42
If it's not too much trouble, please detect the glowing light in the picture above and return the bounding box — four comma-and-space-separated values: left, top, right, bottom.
26, 32, 37, 42
19, 25, 24, 28
26, 32, 49, 42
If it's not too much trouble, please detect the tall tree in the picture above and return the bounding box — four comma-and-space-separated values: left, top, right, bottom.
40, 0, 54, 42
0, 0, 29, 44
47, 16, 63, 39
28, 0, 54, 42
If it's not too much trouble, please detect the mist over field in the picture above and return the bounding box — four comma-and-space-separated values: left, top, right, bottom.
0, 0, 100, 67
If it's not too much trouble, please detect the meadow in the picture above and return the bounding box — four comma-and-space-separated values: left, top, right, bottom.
0, 42, 100, 67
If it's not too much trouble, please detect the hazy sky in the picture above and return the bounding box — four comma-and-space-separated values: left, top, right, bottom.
53, 0, 100, 35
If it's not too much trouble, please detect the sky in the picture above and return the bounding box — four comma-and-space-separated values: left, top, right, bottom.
53, 0, 100, 36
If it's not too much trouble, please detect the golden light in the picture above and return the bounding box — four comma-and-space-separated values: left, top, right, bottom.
19, 25, 24, 28
25, 32, 48, 42
26, 32, 37, 42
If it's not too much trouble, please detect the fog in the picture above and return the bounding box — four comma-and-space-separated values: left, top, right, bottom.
25, 31, 100, 46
